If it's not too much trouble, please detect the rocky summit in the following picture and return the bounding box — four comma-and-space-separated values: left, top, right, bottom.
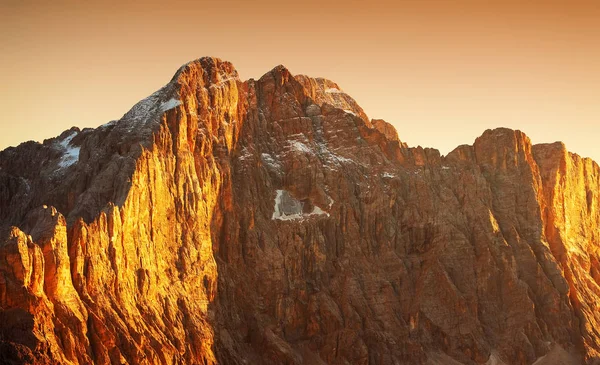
1, 57, 599, 365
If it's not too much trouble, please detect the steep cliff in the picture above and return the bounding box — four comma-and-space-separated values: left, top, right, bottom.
1, 57, 599, 365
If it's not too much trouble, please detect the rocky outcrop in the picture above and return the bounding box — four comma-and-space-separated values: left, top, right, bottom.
0, 206, 90, 364
1, 57, 599, 364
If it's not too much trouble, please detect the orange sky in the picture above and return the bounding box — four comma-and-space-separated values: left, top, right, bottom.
1, 0, 599, 162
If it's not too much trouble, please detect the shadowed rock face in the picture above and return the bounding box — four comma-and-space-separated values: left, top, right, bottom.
1, 57, 599, 365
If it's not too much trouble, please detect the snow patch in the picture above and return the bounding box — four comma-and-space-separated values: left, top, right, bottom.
343, 109, 357, 116
325, 87, 343, 94
123, 88, 163, 124
272, 190, 329, 221
327, 195, 334, 208
319, 143, 355, 166
281, 138, 356, 169
120, 87, 182, 132
311, 205, 329, 216
326, 152, 354, 165
160, 98, 182, 112
57, 132, 80, 168
59, 146, 80, 168
289, 141, 313, 154
261, 153, 281, 170
382, 172, 396, 178
272, 190, 301, 220
442, 166, 451, 170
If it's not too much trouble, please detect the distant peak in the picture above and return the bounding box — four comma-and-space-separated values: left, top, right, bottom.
481, 127, 521, 137
476, 127, 531, 147
270, 64, 291, 74
258, 64, 294, 85
179, 56, 233, 71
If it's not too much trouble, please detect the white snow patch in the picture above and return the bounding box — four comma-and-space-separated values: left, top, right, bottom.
442, 166, 451, 170
272, 190, 329, 221
327, 153, 354, 165
57, 132, 80, 168
123, 88, 163, 124
59, 146, 80, 168
272, 190, 297, 220
289, 141, 313, 154
160, 98, 182, 112
274, 212, 305, 221
325, 87, 343, 94
60, 133, 76, 146
120, 87, 182, 131
119, 88, 165, 131
327, 195, 334, 208
315, 142, 355, 167
261, 153, 281, 170
311, 205, 329, 216
343, 109, 357, 116
382, 172, 396, 178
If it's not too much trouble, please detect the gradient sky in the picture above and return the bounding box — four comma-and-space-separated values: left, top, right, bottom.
1, 0, 599, 162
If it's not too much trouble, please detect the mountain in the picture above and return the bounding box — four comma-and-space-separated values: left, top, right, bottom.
1, 57, 599, 365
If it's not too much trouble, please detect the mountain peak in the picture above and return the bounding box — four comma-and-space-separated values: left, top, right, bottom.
171, 57, 240, 95
1, 58, 599, 365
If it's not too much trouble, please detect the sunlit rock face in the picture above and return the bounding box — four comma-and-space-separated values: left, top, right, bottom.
1, 57, 600, 365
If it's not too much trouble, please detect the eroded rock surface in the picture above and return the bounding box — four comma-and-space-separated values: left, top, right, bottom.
1, 57, 599, 364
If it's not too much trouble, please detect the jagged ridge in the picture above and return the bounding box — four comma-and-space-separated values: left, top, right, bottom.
1, 57, 600, 365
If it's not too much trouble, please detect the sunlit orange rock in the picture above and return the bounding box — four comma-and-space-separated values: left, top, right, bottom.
1, 57, 599, 364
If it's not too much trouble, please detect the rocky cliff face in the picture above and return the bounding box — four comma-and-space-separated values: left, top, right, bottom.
1, 57, 599, 365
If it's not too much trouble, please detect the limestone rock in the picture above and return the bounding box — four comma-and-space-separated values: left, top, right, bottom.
0, 57, 598, 365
